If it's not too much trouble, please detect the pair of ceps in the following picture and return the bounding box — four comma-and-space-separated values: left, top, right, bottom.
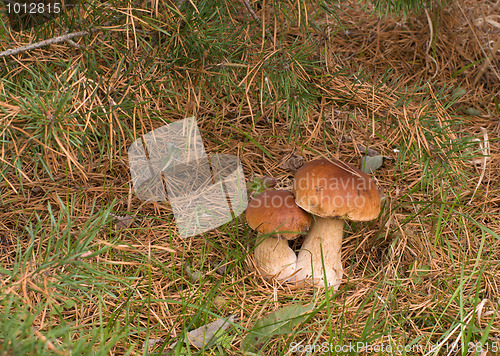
246, 158, 382, 288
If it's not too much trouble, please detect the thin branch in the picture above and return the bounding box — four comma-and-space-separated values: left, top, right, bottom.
64, 38, 82, 48
241, 0, 275, 46
424, 8, 439, 79
241, 0, 259, 22
469, 127, 490, 204
0, 28, 98, 58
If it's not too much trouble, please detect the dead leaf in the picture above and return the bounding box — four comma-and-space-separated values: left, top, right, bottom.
241, 303, 313, 353
260, 176, 277, 188
280, 153, 304, 171
142, 337, 164, 352
113, 214, 134, 230
184, 262, 203, 283
360, 155, 384, 173
170, 315, 237, 350
31, 186, 44, 195
474, 15, 500, 29
463, 107, 482, 116
357, 144, 379, 157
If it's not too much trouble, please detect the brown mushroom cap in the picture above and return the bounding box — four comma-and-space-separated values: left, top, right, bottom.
293, 158, 381, 221
245, 190, 312, 240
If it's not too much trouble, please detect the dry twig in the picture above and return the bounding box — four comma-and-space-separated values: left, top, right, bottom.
424, 8, 439, 79
0, 28, 98, 58
469, 127, 490, 204
241, 0, 275, 46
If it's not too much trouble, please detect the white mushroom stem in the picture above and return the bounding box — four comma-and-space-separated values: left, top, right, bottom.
254, 236, 297, 282
295, 218, 344, 288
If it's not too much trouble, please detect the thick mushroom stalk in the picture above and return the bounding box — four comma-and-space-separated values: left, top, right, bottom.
293, 158, 381, 288
295, 218, 344, 288
254, 236, 297, 282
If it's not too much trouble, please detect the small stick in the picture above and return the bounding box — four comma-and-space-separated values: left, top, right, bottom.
469, 127, 490, 204
241, 0, 275, 46
64, 38, 83, 48
0, 28, 98, 58
424, 8, 439, 79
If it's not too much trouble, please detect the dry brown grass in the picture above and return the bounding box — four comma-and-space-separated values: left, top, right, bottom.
0, 0, 499, 354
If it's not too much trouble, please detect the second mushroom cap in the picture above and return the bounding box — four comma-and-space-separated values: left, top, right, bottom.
246, 190, 312, 239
